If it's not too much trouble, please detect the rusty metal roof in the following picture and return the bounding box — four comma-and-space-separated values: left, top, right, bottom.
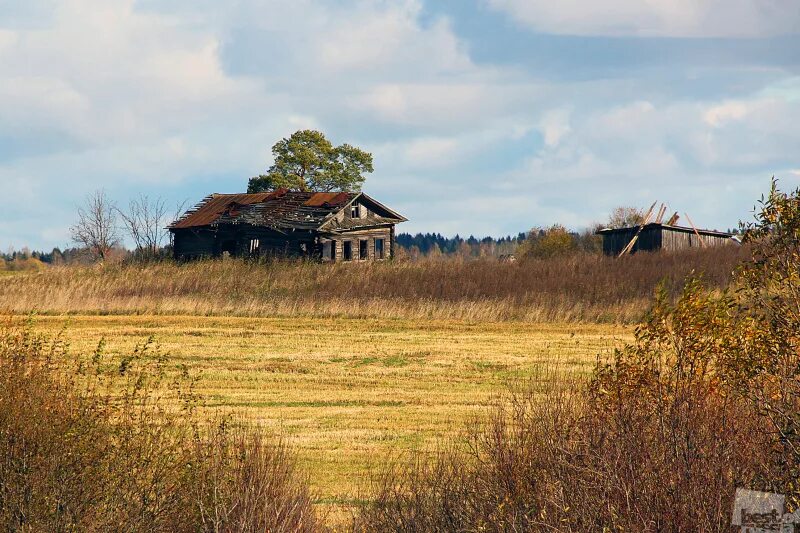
169, 190, 369, 231
170, 190, 407, 233
169, 192, 281, 229
303, 192, 350, 207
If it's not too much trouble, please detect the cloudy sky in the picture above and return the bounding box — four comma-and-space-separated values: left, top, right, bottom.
1, 0, 799, 250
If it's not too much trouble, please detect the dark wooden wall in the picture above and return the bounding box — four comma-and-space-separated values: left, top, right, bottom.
659, 229, 730, 251
172, 225, 397, 262
172, 228, 216, 259
602, 227, 732, 256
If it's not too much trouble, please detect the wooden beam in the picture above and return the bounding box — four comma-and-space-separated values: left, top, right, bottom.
655, 203, 667, 224
618, 201, 658, 257
665, 212, 679, 226
684, 212, 706, 248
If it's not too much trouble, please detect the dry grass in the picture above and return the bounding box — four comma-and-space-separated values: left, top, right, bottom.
26, 315, 631, 523
0, 318, 321, 532
0, 246, 746, 322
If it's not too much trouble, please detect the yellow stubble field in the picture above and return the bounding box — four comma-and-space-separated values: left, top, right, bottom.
29, 314, 631, 516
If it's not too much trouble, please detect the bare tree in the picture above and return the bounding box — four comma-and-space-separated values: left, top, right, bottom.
171, 199, 188, 228
606, 206, 645, 229
70, 190, 120, 262
117, 194, 171, 259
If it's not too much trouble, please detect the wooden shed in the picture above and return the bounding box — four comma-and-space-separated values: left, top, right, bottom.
596, 223, 734, 256
168, 189, 406, 261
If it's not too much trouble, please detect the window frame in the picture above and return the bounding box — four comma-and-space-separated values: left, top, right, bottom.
359, 239, 369, 260
343, 241, 353, 261
350, 203, 361, 218
374, 238, 385, 260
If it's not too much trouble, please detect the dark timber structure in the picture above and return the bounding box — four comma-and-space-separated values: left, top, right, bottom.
169, 190, 406, 261
597, 223, 734, 256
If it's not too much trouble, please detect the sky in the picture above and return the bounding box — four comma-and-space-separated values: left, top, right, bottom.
1, 0, 799, 250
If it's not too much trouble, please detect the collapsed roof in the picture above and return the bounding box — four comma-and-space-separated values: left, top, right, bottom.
169, 190, 406, 233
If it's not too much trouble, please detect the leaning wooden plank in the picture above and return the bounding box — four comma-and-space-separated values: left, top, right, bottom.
684, 212, 707, 248
655, 204, 667, 224
665, 212, 680, 226
618, 201, 658, 257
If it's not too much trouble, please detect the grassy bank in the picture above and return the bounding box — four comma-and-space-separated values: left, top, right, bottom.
0, 246, 745, 322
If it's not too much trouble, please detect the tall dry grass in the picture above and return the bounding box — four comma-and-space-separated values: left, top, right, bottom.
0, 318, 321, 532
0, 246, 746, 322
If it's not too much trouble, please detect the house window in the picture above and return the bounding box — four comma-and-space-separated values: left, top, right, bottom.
328, 241, 336, 261
350, 203, 361, 218
374, 238, 385, 259
359, 239, 368, 260
343, 241, 352, 261
249, 238, 260, 254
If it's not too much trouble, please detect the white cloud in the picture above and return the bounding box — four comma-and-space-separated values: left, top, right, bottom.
317, 1, 470, 74
704, 101, 750, 127
486, 0, 800, 37
539, 108, 571, 148
355, 80, 540, 133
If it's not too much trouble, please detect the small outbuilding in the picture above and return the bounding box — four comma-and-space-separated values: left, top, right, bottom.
596, 223, 734, 256
169, 189, 406, 261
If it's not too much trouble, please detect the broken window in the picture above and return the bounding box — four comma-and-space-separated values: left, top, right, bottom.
329, 241, 336, 261
350, 204, 361, 218
343, 241, 352, 261
374, 238, 385, 259
249, 239, 260, 254
359, 239, 368, 260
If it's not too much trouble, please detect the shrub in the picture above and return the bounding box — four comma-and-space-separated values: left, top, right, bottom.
0, 318, 320, 532
517, 225, 577, 260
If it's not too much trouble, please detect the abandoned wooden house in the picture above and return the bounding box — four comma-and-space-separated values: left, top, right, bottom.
168, 190, 406, 261
597, 223, 735, 256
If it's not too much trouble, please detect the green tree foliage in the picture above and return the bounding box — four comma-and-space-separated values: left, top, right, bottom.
248, 130, 373, 193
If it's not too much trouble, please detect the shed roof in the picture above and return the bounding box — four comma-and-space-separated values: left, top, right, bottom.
596, 223, 732, 238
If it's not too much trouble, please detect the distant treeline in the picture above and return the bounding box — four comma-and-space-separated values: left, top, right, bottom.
395, 229, 602, 258
395, 232, 526, 258
2, 247, 86, 265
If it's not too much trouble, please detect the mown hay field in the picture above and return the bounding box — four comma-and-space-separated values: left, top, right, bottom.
28, 314, 631, 519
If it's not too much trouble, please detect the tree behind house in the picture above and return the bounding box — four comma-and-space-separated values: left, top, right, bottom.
248, 130, 373, 193
606, 206, 645, 228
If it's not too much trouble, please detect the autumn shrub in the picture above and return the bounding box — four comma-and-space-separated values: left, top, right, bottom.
0, 318, 320, 532
356, 285, 767, 532
517, 224, 578, 259
356, 181, 800, 532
